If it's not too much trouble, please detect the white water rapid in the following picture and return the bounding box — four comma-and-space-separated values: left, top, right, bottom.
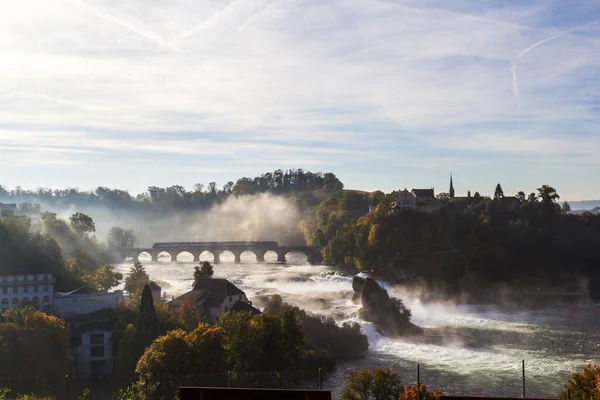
116, 252, 600, 397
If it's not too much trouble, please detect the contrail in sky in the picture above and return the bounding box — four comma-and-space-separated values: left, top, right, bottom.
589, 68, 596, 84
172, 0, 243, 44
63, 0, 181, 52
511, 20, 599, 106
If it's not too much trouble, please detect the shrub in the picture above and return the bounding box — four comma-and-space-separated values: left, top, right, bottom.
559, 363, 600, 400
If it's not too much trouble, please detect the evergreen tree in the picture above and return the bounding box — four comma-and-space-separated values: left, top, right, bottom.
494, 183, 504, 199
135, 284, 160, 358
124, 262, 150, 295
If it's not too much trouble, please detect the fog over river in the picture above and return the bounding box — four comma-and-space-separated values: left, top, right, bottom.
117, 252, 600, 397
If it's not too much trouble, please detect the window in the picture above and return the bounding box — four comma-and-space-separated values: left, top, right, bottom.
24, 286, 29, 293
43, 296, 50, 303
228, 296, 232, 302
32, 297, 40, 304
90, 333, 105, 345
13, 287, 18, 294
44, 285, 48, 292
12, 298, 19, 306
224, 306, 228, 312
90, 361, 104, 376
24, 276, 28, 281
34, 275, 38, 281
90, 346, 105, 358
34, 285, 39, 293
44, 274, 49, 280
2, 288, 6, 294
43, 305, 50, 313
1, 299, 7, 305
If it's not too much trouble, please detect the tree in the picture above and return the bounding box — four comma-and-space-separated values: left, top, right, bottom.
135, 284, 161, 359
435, 192, 450, 201
537, 185, 560, 217
494, 184, 504, 199
341, 369, 401, 400
107, 227, 136, 253
516, 191, 526, 203
559, 363, 600, 400
467, 190, 471, 198
473, 192, 481, 200
92, 265, 123, 292
562, 201, 572, 214
125, 263, 150, 295
69, 212, 96, 236
399, 384, 445, 400
193, 262, 214, 287
177, 300, 205, 331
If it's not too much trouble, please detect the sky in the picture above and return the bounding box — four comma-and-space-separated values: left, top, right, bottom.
1, 0, 599, 200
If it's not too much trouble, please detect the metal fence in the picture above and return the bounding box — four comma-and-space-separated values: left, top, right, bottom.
0, 360, 593, 400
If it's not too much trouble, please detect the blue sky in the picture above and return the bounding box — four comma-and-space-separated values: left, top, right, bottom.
1, 0, 599, 200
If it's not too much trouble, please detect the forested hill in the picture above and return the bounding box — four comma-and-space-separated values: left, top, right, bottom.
0, 169, 344, 213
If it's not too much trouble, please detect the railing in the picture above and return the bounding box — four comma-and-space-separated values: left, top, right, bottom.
0, 360, 592, 400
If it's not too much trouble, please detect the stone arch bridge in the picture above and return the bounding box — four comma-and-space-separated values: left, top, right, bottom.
127, 242, 323, 265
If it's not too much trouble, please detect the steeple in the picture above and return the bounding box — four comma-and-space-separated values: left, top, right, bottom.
449, 173, 455, 199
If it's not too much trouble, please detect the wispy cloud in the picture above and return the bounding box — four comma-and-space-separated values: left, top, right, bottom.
1, 0, 600, 197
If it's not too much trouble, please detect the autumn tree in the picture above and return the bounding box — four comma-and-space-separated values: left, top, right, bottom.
88, 264, 123, 292
125, 263, 150, 295
399, 384, 445, 400
341, 369, 401, 400
70, 212, 96, 236
559, 363, 600, 400
176, 300, 204, 331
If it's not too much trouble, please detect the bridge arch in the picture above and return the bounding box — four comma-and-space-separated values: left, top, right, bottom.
285, 251, 308, 264
264, 250, 278, 263
176, 251, 197, 263
218, 250, 236, 263
137, 251, 153, 263
199, 251, 218, 263
240, 250, 258, 263
156, 251, 173, 263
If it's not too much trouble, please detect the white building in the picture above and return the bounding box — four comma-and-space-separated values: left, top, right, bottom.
1, 273, 55, 313
391, 189, 417, 213
54, 290, 124, 318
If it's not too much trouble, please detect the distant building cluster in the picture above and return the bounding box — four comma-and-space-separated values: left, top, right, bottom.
1, 270, 252, 379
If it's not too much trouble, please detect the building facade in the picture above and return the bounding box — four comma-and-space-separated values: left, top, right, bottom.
168, 278, 252, 322
391, 189, 417, 214
54, 290, 124, 318
1, 273, 55, 313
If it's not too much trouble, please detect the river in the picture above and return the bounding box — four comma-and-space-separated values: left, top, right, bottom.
116, 252, 600, 398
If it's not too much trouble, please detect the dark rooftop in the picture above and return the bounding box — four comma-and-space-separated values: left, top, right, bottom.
192, 278, 244, 304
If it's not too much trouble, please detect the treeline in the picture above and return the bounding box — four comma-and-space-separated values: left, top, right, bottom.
0, 210, 131, 292
0, 169, 344, 212
317, 184, 600, 300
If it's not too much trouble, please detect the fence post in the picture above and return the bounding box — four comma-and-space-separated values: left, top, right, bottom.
318, 369, 322, 390
227, 371, 231, 387
567, 387, 571, 399
522, 360, 526, 399
417, 364, 421, 400
65, 375, 69, 400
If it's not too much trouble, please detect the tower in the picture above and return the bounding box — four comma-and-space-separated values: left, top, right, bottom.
449, 173, 455, 199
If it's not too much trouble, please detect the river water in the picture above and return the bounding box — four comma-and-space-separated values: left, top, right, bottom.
116, 252, 600, 398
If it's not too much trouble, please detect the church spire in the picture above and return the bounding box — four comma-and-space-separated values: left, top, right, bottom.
449, 173, 455, 199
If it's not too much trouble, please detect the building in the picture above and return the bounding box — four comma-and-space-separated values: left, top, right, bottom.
168, 278, 252, 322
0, 203, 17, 212
390, 189, 417, 214
65, 309, 117, 378
449, 174, 455, 199
1, 273, 55, 313
54, 290, 124, 318
148, 281, 162, 303
411, 188, 435, 202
